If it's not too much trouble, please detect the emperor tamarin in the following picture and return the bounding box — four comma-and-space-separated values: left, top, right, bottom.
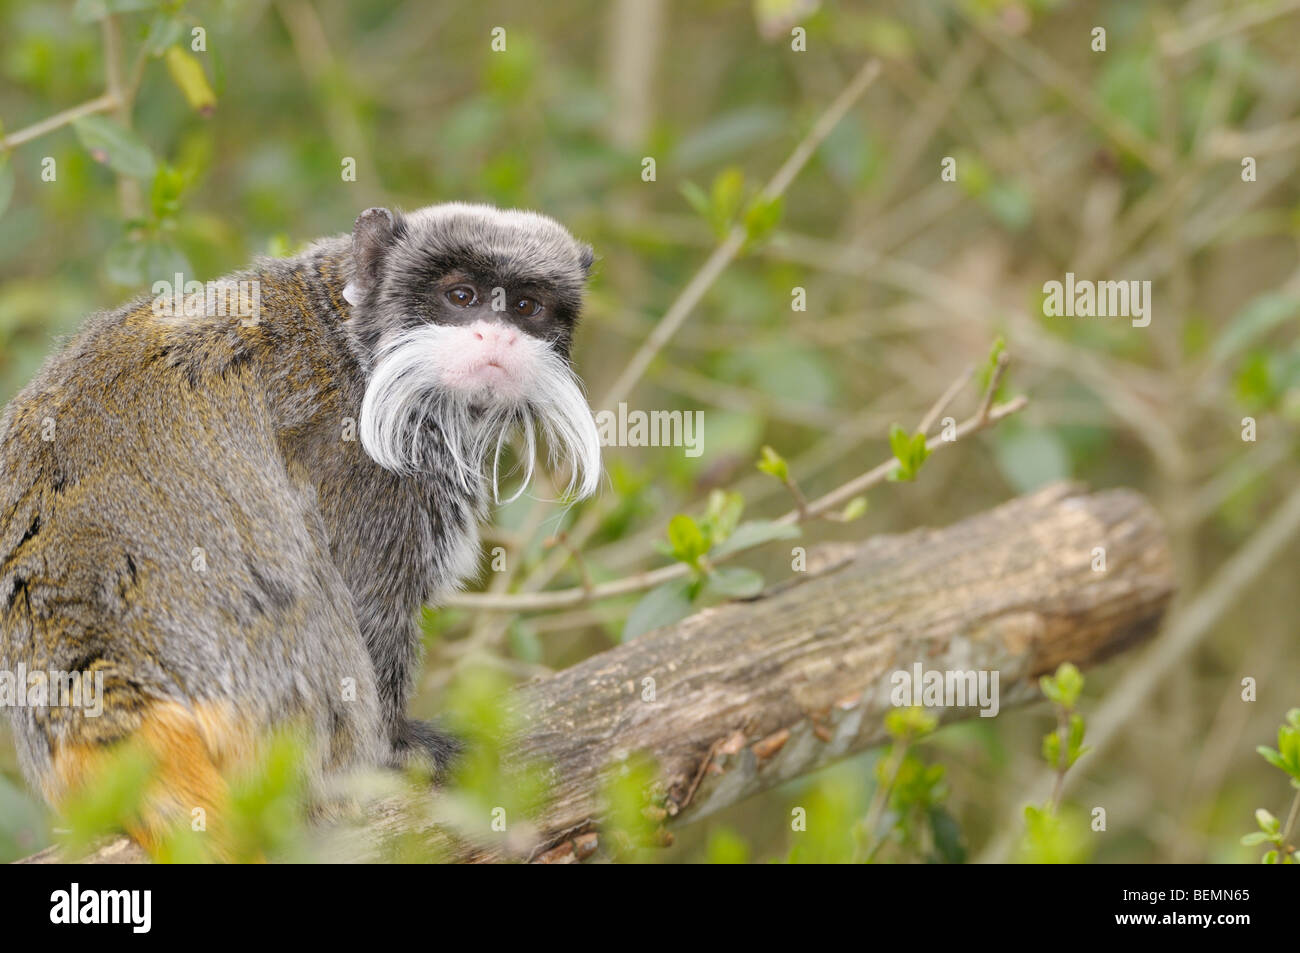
0, 203, 601, 849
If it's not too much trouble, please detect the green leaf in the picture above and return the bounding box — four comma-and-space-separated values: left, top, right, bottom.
743, 194, 783, 246
623, 579, 695, 641
150, 162, 187, 222
1254, 808, 1279, 832
1257, 745, 1288, 774
979, 335, 1006, 393
1211, 292, 1300, 365
817, 113, 875, 187
704, 826, 750, 864
709, 520, 800, 558
709, 166, 746, 236
859, 16, 914, 60
983, 181, 1033, 231
1234, 351, 1275, 411
994, 426, 1071, 494
672, 106, 786, 170
666, 514, 708, 566
144, 14, 185, 56
1039, 675, 1061, 705
104, 239, 148, 287
1054, 663, 1084, 709
266, 233, 294, 258
705, 566, 764, 599
1041, 731, 1060, 767
702, 489, 744, 546
756, 445, 790, 482
1240, 832, 1272, 846
887, 425, 930, 481
1017, 802, 1093, 864
679, 181, 710, 220
1095, 51, 1158, 142
839, 496, 868, 522
928, 806, 967, 864
599, 751, 661, 853
888, 423, 910, 462
683, 167, 749, 237
955, 151, 991, 196
164, 46, 217, 116
73, 115, 156, 179
58, 744, 155, 854
722, 345, 837, 407
104, 235, 189, 287
909, 432, 931, 469
1067, 712, 1087, 759
885, 706, 938, 742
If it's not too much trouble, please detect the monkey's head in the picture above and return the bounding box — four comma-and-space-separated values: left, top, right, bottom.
343, 203, 601, 501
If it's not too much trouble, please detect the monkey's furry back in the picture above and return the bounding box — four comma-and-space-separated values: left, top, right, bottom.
0, 236, 480, 803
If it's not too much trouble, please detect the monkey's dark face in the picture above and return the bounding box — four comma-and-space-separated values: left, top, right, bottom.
345, 203, 601, 500
389, 267, 579, 403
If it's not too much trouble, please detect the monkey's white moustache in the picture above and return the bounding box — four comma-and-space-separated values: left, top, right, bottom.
359, 324, 602, 502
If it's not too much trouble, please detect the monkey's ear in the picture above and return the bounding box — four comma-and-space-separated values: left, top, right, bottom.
348, 207, 402, 300
578, 243, 595, 279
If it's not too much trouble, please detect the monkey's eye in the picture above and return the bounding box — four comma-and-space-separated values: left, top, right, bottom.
445, 285, 477, 308
512, 297, 542, 318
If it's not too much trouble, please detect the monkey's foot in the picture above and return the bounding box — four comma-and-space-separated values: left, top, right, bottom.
392, 719, 462, 780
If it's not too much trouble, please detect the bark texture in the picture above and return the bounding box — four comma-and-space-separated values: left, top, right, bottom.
19, 482, 1175, 864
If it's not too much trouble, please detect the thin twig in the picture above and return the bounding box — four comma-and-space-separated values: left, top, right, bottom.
1046, 704, 1071, 814
0, 17, 152, 220
447, 369, 1028, 611
859, 742, 910, 863
102, 15, 143, 220
545, 531, 594, 596
598, 59, 882, 408
918, 363, 974, 435
778, 395, 1026, 526
1160, 0, 1300, 57
1277, 788, 1300, 859
962, 8, 1172, 173
0, 94, 119, 151
977, 351, 1009, 423
777, 473, 811, 522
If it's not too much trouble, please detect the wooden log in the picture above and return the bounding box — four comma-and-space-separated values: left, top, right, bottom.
18, 482, 1174, 863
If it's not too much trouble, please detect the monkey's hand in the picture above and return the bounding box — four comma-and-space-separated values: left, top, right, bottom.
392, 719, 462, 780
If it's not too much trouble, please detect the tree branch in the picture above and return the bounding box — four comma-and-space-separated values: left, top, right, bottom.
0, 94, 119, 152
450, 361, 1027, 612
21, 482, 1174, 864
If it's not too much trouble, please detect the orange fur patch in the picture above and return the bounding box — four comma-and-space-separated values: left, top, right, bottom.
49, 699, 259, 861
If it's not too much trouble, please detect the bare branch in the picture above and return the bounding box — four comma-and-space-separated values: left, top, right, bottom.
918, 363, 975, 435
0, 94, 119, 152
27, 484, 1173, 864
598, 59, 882, 408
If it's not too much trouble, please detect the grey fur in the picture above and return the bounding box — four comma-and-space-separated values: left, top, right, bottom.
0, 202, 597, 811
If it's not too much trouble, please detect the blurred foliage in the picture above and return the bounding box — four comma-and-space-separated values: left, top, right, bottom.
1242, 708, 1300, 863
1016, 663, 1095, 863
2, 0, 1300, 863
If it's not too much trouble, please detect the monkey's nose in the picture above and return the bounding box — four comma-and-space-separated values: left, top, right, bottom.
470, 322, 518, 346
